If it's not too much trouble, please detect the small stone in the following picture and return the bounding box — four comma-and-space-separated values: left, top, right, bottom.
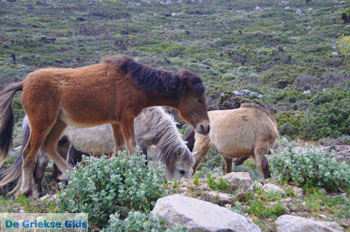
292, 186, 304, 197
222, 172, 253, 194
263, 183, 285, 194
206, 191, 233, 204
318, 214, 328, 219
40, 194, 51, 201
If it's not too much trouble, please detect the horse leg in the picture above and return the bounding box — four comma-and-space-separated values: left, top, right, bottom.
21, 130, 49, 197
233, 156, 249, 166
111, 124, 126, 153
192, 133, 210, 173
222, 156, 232, 173
67, 146, 84, 166
138, 140, 148, 165
52, 137, 71, 182
119, 118, 136, 156
41, 121, 72, 180
33, 149, 50, 197
254, 146, 271, 179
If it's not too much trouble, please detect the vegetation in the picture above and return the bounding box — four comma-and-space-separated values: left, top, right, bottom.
104, 211, 186, 232
269, 146, 350, 192
58, 152, 167, 228
1, 0, 350, 141
1, 0, 350, 231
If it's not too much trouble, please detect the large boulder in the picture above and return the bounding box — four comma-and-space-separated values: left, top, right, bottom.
275, 215, 343, 232
152, 194, 261, 232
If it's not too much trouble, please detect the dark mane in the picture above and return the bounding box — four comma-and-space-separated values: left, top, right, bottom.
241, 103, 276, 123
102, 55, 205, 98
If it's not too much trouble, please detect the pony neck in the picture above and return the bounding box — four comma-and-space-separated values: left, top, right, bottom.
145, 94, 180, 109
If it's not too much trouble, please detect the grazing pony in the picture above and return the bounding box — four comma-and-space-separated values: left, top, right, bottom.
0, 55, 209, 196
0, 107, 196, 196
186, 103, 278, 178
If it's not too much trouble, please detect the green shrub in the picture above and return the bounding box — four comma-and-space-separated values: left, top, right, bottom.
104, 211, 186, 232
58, 152, 168, 228
269, 147, 350, 192
206, 172, 231, 192
247, 200, 285, 218
300, 90, 350, 140
276, 111, 305, 138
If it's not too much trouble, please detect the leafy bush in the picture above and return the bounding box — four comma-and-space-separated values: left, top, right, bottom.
269, 147, 350, 192
58, 152, 168, 228
299, 90, 350, 140
341, 8, 350, 24
276, 111, 305, 138
104, 211, 186, 232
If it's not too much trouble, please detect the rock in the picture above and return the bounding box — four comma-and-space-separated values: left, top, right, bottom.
275, 215, 343, 232
40, 194, 51, 201
263, 183, 285, 194
222, 172, 253, 194
206, 191, 233, 204
279, 1, 289, 5
296, 9, 302, 15
232, 89, 263, 99
152, 194, 262, 232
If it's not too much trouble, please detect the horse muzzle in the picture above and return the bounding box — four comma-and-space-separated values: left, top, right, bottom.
196, 122, 210, 135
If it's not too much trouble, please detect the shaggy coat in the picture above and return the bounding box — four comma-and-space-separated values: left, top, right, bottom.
189, 103, 278, 178
0, 107, 195, 196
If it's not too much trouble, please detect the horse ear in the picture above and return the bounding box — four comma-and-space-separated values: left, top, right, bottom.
178, 69, 193, 86
179, 69, 205, 95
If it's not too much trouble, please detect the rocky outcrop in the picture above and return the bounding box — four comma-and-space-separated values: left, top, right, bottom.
152, 194, 261, 232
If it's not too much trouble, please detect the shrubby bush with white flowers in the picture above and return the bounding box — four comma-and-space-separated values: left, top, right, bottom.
269, 146, 350, 192
104, 211, 186, 232
58, 151, 168, 228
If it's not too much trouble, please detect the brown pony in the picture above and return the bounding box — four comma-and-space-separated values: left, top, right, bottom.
0, 55, 210, 196
186, 103, 278, 179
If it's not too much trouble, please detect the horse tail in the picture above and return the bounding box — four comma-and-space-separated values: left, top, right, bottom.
183, 128, 195, 152
0, 115, 29, 194
0, 82, 23, 166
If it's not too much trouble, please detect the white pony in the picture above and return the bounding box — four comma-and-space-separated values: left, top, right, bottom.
0, 107, 195, 196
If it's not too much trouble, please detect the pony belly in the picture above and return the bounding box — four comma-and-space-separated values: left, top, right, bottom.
59, 110, 113, 128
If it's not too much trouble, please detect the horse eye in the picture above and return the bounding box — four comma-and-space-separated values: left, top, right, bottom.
198, 98, 203, 104
179, 169, 185, 175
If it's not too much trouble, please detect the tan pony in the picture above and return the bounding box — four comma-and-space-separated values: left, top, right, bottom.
0, 55, 210, 196
187, 103, 278, 178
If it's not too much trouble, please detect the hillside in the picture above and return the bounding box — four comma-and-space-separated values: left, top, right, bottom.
1, 0, 350, 141
1, 1, 350, 230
